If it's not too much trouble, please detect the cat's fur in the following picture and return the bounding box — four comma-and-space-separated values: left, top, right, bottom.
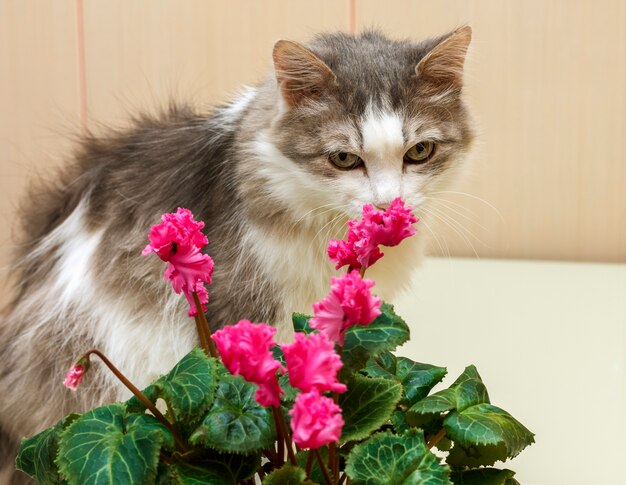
0, 28, 473, 483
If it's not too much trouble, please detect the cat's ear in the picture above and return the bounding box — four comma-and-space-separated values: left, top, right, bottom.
416, 26, 472, 93
273, 40, 337, 108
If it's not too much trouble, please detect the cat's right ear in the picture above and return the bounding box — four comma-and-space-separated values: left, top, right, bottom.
416, 26, 472, 95
273, 40, 337, 108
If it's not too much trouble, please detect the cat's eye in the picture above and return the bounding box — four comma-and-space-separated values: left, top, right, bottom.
329, 152, 362, 169
404, 141, 435, 163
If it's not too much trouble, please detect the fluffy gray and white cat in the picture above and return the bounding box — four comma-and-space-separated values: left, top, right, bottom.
0, 28, 473, 483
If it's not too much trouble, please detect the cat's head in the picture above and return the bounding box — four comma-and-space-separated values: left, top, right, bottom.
252, 28, 474, 224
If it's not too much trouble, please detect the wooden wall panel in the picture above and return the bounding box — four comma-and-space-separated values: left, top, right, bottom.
82, 0, 349, 126
357, 0, 626, 262
0, 1, 81, 307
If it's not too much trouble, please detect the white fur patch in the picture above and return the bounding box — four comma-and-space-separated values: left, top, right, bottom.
361, 109, 405, 157
33, 202, 103, 308
220, 86, 257, 122
360, 108, 406, 207
34, 202, 197, 397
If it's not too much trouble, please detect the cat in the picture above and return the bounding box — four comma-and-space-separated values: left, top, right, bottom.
0, 27, 473, 483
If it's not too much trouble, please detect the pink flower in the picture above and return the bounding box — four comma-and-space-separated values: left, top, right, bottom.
289, 389, 344, 449
142, 207, 208, 260
328, 198, 417, 270
212, 320, 285, 407
164, 245, 214, 316
63, 364, 86, 391
310, 270, 382, 345
255, 377, 283, 408
282, 332, 346, 394
361, 198, 417, 246
142, 208, 214, 316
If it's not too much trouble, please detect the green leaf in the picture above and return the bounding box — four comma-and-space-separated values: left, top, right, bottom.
203, 451, 261, 483
345, 430, 452, 485
339, 374, 402, 443
342, 303, 410, 370
156, 451, 261, 485
156, 462, 231, 485
16, 414, 79, 484
409, 365, 489, 417
391, 409, 411, 434
189, 375, 275, 454
450, 468, 519, 485
125, 413, 175, 451
278, 372, 298, 403
292, 313, 315, 334
126, 348, 217, 429
444, 403, 534, 464
57, 403, 163, 485
263, 463, 310, 485
364, 352, 447, 406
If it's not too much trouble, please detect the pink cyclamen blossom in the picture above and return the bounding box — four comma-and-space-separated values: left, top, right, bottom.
142, 208, 214, 316
310, 270, 381, 345
289, 389, 344, 449
63, 364, 86, 391
142, 207, 208, 260
361, 198, 417, 247
212, 320, 285, 407
254, 377, 284, 408
164, 245, 214, 316
281, 332, 346, 394
328, 197, 417, 270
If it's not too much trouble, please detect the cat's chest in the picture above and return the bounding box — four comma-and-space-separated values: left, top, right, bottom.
243, 221, 425, 342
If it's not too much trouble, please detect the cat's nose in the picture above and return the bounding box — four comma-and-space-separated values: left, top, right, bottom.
374, 202, 390, 210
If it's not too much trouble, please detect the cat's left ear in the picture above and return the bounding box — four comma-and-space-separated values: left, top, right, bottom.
416, 26, 472, 93
273, 40, 337, 108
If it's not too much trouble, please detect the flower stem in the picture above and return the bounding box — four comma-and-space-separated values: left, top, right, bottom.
192, 292, 217, 358
83, 349, 187, 452
193, 313, 210, 355
277, 408, 296, 465
271, 406, 285, 464
315, 448, 333, 485
328, 443, 336, 482
427, 429, 446, 449
305, 450, 315, 475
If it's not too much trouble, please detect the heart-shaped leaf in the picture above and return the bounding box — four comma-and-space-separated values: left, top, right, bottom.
189, 375, 275, 454
450, 467, 519, 485
345, 429, 452, 485
57, 403, 163, 485
155, 462, 230, 485
16, 413, 79, 484
342, 303, 410, 371
444, 403, 534, 465
126, 347, 217, 429
363, 351, 447, 406
409, 365, 489, 417
263, 463, 313, 485
339, 374, 402, 443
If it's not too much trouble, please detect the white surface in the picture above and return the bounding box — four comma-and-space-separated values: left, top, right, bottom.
394, 257, 626, 485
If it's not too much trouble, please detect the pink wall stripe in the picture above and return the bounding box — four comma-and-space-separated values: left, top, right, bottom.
75, 0, 87, 133
348, 0, 357, 34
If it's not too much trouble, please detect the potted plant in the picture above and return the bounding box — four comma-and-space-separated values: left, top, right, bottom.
16, 200, 533, 484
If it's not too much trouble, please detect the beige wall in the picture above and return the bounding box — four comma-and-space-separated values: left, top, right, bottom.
2, 0, 625, 288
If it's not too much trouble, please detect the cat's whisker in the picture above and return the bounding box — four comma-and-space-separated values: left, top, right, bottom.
420, 205, 481, 258
417, 211, 450, 258
423, 196, 490, 232
423, 194, 482, 220
420, 206, 472, 258
431, 190, 504, 222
